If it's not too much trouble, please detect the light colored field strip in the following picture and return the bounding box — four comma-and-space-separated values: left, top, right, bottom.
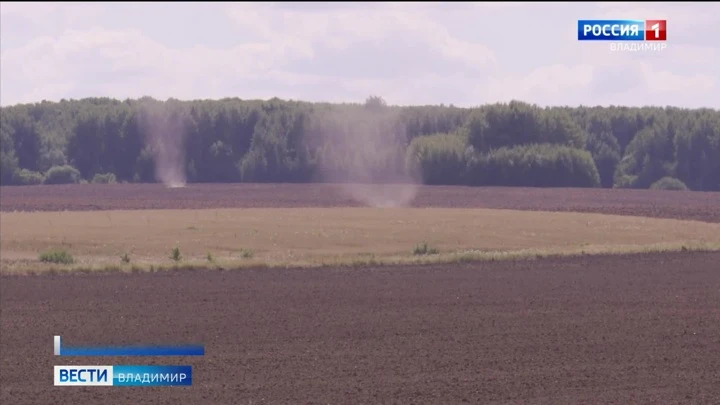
1, 207, 718, 274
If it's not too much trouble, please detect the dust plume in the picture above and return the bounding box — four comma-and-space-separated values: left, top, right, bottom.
340, 182, 419, 208
311, 96, 421, 208
139, 99, 188, 188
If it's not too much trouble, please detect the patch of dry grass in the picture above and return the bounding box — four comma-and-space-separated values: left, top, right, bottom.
1, 207, 719, 274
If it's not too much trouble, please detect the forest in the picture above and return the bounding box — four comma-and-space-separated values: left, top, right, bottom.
1, 96, 718, 191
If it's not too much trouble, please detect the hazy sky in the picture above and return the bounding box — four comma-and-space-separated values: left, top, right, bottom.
1, 2, 718, 108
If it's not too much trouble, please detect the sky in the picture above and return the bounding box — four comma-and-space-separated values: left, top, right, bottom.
1, 2, 718, 108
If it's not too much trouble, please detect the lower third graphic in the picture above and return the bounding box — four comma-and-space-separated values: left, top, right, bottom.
54, 365, 192, 386
54, 335, 204, 356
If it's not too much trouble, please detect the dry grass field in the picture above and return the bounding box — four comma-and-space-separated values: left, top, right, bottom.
2, 207, 719, 273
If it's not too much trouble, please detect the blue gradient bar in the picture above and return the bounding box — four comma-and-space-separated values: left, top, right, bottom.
55, 336, 204, 356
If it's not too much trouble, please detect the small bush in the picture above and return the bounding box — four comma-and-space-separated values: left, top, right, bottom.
239, 249, 254, 259
92, 173, 117, 184
39, 248, 74, 264
206, 252, 214, 262
44, 165, 81, 185
170, 246, 182, 262
413, 242, 439, 256
14, 169, 45, 185
120, 253, 131, 264
650, 177, 689, 191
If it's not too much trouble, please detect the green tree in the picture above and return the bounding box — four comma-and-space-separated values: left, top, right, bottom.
44, 164, 81, 184
675, 111, 720, 191
614, 123, 674, 189
650, 177, 688, 191
405, 132, 467, 185
466, 143, 600, 188
0, 122, 19, 184
6, 110, 43, 172
586, 131, 621, 188
68, 111, 106, 180
0, 97, 718, 190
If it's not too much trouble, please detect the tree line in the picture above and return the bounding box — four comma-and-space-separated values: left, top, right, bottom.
1, 96, 718, 191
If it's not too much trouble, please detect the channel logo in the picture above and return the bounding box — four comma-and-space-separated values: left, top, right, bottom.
54, 366, 113, 386
577, 19, 667, 41
54, 365, 192, 386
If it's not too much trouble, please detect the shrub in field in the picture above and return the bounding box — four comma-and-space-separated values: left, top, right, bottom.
413, 242, 439, 256
13, 169, 45, 185
206, 252, 214, 262
39, 248, 74, 264
92, 172, 117, 184
239, 249, 254, 259
650, 176, 689, 191
170, 246, 182, 262
120, 253, 131, 264
44, 165, 81, 184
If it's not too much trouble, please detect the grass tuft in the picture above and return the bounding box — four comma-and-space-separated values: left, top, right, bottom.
4, 241, 718, 276
239, 249, 255, 259
170, 246, 182, 262
413, 241, 439, 256
38, 248, 74, 265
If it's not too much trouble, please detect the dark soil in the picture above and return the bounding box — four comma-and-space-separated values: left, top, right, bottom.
2, 252, 720, 404
2, 184, 719, 403
2, 183, 720, 223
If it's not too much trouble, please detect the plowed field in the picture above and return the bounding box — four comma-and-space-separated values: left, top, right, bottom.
2, 252, 720, 404
2, 183, 720, 222
1, 184, 719, 404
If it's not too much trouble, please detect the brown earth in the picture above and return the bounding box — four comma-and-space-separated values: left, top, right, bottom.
1, 251, 720, 404
2, 183, 720, 222
2, 184, 720, 403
